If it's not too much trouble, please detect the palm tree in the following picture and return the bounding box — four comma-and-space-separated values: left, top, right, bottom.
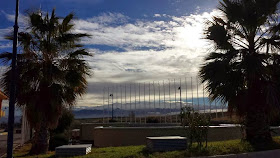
0, 9, 91, 154
200, 0, 280, 144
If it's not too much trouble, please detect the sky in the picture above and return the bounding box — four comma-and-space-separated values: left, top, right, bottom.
0, 0, 222, 109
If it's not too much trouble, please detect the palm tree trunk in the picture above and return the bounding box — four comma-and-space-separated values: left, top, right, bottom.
29, 120, 49, 155
245, 105, 272, 144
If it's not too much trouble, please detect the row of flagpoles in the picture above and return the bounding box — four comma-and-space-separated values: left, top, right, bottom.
101, 77, 227, 123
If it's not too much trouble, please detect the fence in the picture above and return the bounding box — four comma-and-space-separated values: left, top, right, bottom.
96, 77, 228, 123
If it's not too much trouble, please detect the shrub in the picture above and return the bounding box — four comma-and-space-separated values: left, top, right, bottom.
49, 109, 74, 151
146, 117, 160, 123
181, 107, 210, 150
52, 109, 74, 134
48, 133, 69, 151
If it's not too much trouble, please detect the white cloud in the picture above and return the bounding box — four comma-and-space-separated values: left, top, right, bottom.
154, 14, 161, 17
74, 10, 221, 107
0, 9, 221, 108
0, 28, 13, 41
87, 12, 129, 24
1, 11, 29, 28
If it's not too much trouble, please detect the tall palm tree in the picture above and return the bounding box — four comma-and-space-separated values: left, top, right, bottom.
0, 9, 91, 154
200, 0, 280, 143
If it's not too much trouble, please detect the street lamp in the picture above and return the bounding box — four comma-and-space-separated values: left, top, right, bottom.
7, 0, 19, 157
110, 94, 114, 120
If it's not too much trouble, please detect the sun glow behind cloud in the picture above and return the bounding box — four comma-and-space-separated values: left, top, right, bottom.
73, 9, 220, 107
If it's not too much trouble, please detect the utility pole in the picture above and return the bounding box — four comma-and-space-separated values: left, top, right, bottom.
7, 0, 19, 157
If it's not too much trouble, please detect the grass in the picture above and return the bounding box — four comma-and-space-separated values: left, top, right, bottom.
13, 144, 55, 158
12, 137, 280, 158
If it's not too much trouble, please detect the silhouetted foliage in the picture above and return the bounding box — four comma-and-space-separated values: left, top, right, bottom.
200, 0, 280, 143
146, 117, 160, 123
49, 133, 69, 151
0, 9, 91, 154
51, 108, 74, 134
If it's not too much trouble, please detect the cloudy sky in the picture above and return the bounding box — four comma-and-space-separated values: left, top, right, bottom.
0, 0, 222, 108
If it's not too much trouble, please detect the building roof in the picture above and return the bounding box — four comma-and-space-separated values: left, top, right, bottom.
0, 90, 8, 100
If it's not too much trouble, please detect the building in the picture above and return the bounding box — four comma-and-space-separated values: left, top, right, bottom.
0, 90, 8, 118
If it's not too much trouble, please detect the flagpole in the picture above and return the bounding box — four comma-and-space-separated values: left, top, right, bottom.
197, 77, 199, 113
203, 83, 206, 114
158, 81, 161, 123
153, 81, 155, 110
185, 77, 187, 107
174, 79, 177, 123
163, 80, 166, 123
139, 83, 141, 123
108, 87, 110, 122
149, 82, 151, 118
191, 77, 193, 109
144, 82, 146, 123
215, 99, 218, 118
103, 88, 105, 123
179, 78, 182, 123
110, 93, 113, 120
169, 79, 172, 123
134, 83, 136, 123
125, 84, 127, 122
130, 83, 132, 122
120, 84, 123, 123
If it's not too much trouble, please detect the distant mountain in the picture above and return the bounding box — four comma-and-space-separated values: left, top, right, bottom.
72, 97, 227, 119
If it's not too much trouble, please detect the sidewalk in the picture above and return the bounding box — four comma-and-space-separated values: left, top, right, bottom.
0, 133, 21, 157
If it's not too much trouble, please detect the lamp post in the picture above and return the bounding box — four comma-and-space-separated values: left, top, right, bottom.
7, 0, 19, 157
110, 94, 113, 120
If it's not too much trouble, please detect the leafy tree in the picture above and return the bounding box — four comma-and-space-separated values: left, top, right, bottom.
0, 9, 91, 154
200, 0, 280, 144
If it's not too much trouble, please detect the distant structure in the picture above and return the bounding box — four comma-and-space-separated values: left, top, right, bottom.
0, 90, 8, 117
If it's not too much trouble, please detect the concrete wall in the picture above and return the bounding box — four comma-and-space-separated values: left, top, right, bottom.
80, 123, 180, 142
80, 123, 280, 147
93, 126, 242, 147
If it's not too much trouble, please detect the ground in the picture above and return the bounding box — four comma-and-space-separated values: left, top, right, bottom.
12, 137, 280, 158
0, 133, 22, 157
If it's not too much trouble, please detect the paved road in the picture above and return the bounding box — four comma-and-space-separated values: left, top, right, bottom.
0, 133, 21, 157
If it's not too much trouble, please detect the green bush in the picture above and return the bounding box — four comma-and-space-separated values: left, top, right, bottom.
181, 107, 210, 149
49, 133, 69, 151
49, 109, 74, 151
52, 109, 74, 134
146, 117, 159, 123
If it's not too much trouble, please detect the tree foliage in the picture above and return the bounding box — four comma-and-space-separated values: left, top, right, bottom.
0, 9, 91, 154
200, 0, 280, 143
